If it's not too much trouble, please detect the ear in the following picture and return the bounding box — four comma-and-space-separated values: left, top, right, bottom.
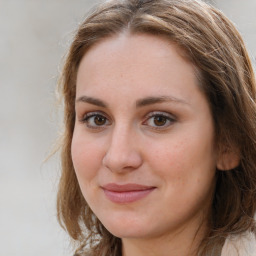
217, 148, 240, 171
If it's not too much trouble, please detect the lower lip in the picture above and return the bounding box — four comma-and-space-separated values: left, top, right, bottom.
103, 188, 155, 204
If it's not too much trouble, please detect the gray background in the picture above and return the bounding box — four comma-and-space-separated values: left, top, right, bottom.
0, 0, 255, 255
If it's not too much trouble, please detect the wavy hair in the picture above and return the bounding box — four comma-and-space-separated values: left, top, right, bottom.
57, 0, 256, 255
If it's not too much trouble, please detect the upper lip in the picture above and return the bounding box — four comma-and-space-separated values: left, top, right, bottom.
102, 183, 155, 192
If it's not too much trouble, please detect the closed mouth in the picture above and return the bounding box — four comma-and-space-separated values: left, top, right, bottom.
101, 183, 156, 203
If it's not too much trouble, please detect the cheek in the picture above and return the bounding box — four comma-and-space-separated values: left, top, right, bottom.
149, 137, 216, 217
147, 132, 216, 189
71, 131, 104, 184
148, 137, 188, 169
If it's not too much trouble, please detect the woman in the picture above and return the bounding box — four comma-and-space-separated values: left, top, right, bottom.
57, 0, 256, 255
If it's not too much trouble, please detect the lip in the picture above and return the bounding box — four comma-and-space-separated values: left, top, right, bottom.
101, 183, 156, 204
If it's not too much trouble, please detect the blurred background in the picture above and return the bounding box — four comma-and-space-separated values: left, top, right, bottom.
0, 0, 255, 255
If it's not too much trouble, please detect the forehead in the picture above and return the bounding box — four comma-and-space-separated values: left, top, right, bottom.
75, 33, 208, 111
77, 33, 196, 87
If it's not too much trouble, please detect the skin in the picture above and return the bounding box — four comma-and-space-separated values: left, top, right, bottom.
72, 33, 222, 256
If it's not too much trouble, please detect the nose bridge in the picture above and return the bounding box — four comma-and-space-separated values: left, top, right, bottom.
103, 122, 142, 172
111, 123, 130, 149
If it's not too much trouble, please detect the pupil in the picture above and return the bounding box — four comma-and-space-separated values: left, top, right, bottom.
95, 116, 106, 125
154, 116, 166, 126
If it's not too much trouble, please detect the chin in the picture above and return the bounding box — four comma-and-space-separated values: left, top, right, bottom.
100, 216, 155, 239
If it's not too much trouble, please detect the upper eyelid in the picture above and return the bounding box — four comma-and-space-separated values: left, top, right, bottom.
141, 112, 176, 130
77, 110, 177, 122
80, 112, 111, 129
80, 111, 108, 120
145, 111, 176, 119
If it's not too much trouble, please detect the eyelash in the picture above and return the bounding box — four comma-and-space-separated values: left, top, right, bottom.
143, 111, 176, 130
80, 111, 110, 129
80, 111, 176, 130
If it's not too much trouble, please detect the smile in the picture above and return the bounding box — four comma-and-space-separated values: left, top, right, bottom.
101, 183, 156, 204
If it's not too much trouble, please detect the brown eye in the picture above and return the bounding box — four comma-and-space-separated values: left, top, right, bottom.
94, 115, 107, 126
143, 112, 176, 129
82, 112, 110, 129
153, 116, 167, 126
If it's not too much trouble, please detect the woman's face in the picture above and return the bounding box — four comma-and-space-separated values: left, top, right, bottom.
72, 33, 218, 241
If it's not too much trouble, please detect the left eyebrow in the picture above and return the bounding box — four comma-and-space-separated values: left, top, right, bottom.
136, 96, 189, 108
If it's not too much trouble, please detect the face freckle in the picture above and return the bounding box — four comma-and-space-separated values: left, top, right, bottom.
72, 33, 218, 245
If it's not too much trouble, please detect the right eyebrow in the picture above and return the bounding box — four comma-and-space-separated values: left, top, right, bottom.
76, 96, 108, 108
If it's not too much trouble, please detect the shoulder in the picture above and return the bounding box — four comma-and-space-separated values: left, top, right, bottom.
221, 232, 256, 256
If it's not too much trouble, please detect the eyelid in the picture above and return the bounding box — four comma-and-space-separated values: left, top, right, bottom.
79, 111, 111, 129
78, 110, 176, 130
143, 111, 176, 129
80, 110, 104, 119
145, 111, 176, 119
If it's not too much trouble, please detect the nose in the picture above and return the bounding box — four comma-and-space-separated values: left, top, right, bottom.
102, 125, 143, 173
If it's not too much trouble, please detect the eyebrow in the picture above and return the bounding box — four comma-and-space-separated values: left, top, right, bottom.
76, 95, 188, 108
135, 96, 189, 107
76, 96, 108, 107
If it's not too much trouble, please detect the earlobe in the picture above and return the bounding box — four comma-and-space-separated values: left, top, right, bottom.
216, 150, 240, 171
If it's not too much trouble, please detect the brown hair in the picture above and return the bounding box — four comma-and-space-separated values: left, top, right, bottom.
57, 0, 256, 255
